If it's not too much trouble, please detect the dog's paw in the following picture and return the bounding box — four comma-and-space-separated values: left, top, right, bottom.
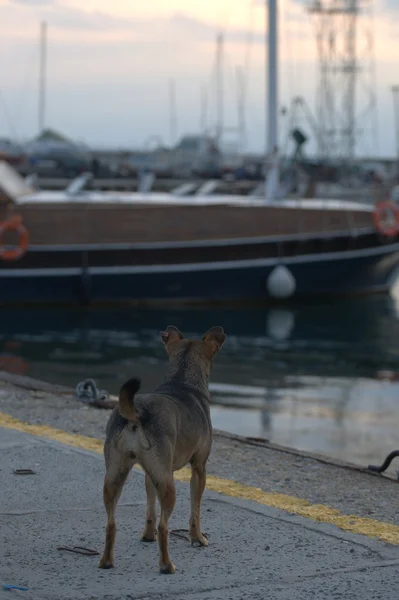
159, 562, 176, 575
141, 532, 157, 543
98, 557, 114, 569
190, 533, 208, 547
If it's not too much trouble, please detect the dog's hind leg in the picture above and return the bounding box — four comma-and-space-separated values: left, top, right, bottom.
189, 462, 208, 547
98, 459, 133, 569
154, 475, 176, 574
141, 472, 157, 542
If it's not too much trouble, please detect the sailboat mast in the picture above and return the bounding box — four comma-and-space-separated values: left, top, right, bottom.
265, 0, 279, 201
38, 20, 47, 135
168, 79, 177, 147
267, 0, 277, 155
215, 32, 224, 147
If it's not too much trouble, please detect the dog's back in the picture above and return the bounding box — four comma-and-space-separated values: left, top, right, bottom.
112, 339, 215, 473
134, 386, 212, 472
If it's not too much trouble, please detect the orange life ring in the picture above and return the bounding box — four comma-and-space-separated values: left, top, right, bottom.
373, 200, 399, 238
0, 215, 29, 261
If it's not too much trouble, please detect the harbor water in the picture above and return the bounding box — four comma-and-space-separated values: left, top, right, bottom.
2, 287, 399, 468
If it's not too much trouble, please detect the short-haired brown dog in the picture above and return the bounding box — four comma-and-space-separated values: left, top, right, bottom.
98, 325, 226, 574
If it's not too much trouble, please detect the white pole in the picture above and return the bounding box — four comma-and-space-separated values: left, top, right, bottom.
265, 0, 279, 201
392, 86, 399, 164
39, 20, 47, 135
169, 79, 177, 147
216, 32, 224, 147
267, 0, 277, 155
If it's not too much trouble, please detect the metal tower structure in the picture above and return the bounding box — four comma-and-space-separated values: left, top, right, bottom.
308, 0, 377, 161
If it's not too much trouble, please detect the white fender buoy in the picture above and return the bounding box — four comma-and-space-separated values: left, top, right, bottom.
266, 265, 296, 299
267, 309, 295, 341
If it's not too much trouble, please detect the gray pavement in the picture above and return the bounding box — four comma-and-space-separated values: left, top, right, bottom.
1, 426, 399, 599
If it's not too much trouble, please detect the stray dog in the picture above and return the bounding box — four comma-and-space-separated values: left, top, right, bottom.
98, 325, 226, 574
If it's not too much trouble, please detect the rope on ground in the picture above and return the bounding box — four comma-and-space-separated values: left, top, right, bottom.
74, 379, 117, 409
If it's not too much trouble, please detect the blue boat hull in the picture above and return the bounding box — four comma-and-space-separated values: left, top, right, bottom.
1, 242, 399, 305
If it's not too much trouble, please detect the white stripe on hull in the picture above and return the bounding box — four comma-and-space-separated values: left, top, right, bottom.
0, 240, 399, 277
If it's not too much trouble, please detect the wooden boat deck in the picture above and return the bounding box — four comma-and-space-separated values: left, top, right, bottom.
0, 202, 373, 246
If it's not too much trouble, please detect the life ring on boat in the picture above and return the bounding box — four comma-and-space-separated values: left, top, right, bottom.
373, 200, 399, 238
0, 215, 29, 261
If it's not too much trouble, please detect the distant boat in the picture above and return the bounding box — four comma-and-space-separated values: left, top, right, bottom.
0, 1, 399, 306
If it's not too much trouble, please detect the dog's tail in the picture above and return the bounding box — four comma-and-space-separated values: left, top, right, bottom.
118, 378, 141, 424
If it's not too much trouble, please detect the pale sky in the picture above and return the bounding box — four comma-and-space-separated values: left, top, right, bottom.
0, 0, 398, 157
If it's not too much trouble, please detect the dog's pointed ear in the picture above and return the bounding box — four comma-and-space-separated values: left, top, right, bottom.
202, 326, 226, 355
160, 325, 184, 347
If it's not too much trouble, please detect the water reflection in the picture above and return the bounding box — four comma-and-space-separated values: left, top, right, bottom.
1, 288, 399, 468
266, 309, 295, 342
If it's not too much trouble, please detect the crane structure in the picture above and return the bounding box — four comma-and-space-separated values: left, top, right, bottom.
308, 0, 377, 161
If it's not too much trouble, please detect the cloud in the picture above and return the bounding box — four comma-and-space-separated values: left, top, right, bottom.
10, 0, 56, 5
170, 10, 311, 47
5, 0, 136, 32
49, 7, 134, 31
170, 12, 214, 36
383, 0, 399, 10
2, 2, 306, 42
170, 12, 265, 45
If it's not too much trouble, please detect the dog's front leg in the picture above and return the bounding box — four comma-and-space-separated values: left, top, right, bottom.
141, 472, 157, 542
189, 463, 208, 547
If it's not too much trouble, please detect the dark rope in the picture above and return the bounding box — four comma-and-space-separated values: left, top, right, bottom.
75, 378, 110, 405
368, 450, 399, 476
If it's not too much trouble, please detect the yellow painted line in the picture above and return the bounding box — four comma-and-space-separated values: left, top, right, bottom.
0, 412, 104, 453
1, 411, 399, 545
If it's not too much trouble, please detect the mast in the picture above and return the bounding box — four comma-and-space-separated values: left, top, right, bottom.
215, 32, 224, 147
38, 20, 47, 135
168, 79, 177, 147
392, 86, 399, 166
267, 0, 278, 157
265, 0, 279, 201
200, 85, 208, 134
236, 66, 246, 153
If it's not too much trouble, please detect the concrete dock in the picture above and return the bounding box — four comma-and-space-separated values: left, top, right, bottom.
1, 374, 399, 599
